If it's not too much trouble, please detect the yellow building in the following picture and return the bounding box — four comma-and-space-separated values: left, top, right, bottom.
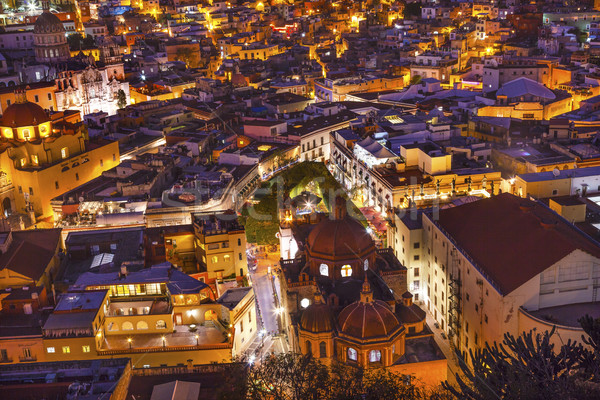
193, 213, 248, 282
0, 93, 120, 218
0, 264, 257, 367
0, 82, 57, 115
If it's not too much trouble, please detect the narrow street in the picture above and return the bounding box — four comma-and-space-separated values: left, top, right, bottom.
248, 248, 289, 358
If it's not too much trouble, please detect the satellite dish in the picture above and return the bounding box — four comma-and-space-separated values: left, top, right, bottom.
553, 168, 560, 178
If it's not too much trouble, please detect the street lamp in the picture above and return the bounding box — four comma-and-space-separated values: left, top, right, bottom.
195, 334, 199, 346
127, 337, 132, 349
161, 336, 166, 348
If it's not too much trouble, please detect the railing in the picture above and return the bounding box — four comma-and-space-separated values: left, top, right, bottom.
18, 356, 37, 362
132, 363, 235, 375
98, 342, 232, 355
0, 357, 12, 363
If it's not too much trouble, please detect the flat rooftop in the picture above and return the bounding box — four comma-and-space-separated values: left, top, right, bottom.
527, 302, 600, 328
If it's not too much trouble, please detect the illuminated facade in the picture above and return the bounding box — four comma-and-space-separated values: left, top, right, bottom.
0, 92, 120, 218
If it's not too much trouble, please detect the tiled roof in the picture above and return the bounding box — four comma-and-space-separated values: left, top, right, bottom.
434, 193, 600, 295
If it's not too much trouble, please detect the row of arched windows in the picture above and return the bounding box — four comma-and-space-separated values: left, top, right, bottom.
347, 347, 382, 363
107, 320, 166, 331
306, 340, 328, 358
319, 263, 354, 277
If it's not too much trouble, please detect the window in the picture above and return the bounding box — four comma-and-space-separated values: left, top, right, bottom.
75, 173, 79, 181
414, 267, 420, 277
413, 280, 420, 290
47, 347, 55, 353
300, 298, 310, 308
240, 320, 244, 332
61, 147, 68, 159
485, 314, 488, 324
34, 95, 39, 103
113, 154, 116, 161
413, 242, 420, 249
23, 129, 30, 139
156, 320, 166, 329
82, 345, 90, 353
341, 264, 352, 277
137, 321, 148, 330
466, 293, 470, 301
320, 263, 329, 276
62, 346, 70, 354
414, 255, 420, 261
239, 253, 242, 261
224, 254, 230, 262
100, 159, 103, 167
306, 340, 312, 354
238, 238, 241, 246
211, 256, 218, 264
122, 321, 134, 331
29, 187, 34, 196
369, 350, 381, 363
48, 93, 52, 101
55, 181, 59, 190
552, 189, 559, 196
319, 341, 327, 358
347, 347, 357, 361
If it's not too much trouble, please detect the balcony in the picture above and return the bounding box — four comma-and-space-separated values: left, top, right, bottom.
19, 356, 37, 362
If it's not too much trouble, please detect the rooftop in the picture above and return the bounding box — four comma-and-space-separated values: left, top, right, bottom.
434, 193, 600, 295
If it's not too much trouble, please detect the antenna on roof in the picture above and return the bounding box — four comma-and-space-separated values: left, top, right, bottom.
553, 168, 560, 178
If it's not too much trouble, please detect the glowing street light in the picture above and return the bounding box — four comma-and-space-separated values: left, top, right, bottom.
161, 336, 166, 348
127, 337, 132, 349
195, 334, 199, 345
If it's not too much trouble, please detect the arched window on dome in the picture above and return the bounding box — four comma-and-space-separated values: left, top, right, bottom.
347, 347, 357, 362
369, 350, 381, 363
319, 263, 329, 276
319, 341, 327, 358
364, 259, 369, 271
306, 340, 312, 354
341, 264, 352, 277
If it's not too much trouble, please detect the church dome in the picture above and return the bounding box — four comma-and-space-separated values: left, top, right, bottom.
307, 215, 374, 259
1, 100, 49, 128
337, 280, 401, 340
33, 11, 65, 34
300, 296, 334, 333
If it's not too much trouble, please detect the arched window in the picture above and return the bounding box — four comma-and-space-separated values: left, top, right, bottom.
107, 322, 118, 331
319, 263, 328, 276
136, 321, 148, 330
364, 259, 369, 271
319, 341, 327, 358
347, 347, 357, 361
306, 340, 312, 354
156, 320, 166, 329
341, 264, 352, 277
369, 350, 381, 363
122, 321, 134, 331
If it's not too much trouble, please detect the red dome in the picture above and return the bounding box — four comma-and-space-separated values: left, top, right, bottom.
300, 301, 334, 333
338, 299, 400, 339
307, 215, 374, 260
1, 101, 49, 128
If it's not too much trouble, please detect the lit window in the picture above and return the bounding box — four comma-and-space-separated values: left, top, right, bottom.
122, 321, 134, 330
319, 263, 328, 276
62, 346, 70, 353
364, 259, 369, 271
212, 256, 218, 264
341, 265, 352, 277
3, 129, 12, 138
82, 346, 90, 353
156, 320, 166, 329
20, 158, 26, 167
224, 254, 230, 262
31, 155, 38, 165
61, 147, 68, 159
347, 347, 357, 361
46, 347, 55, 353
300, 298, 310, 308
22, 129, 30, 139
369, 350, 381, 362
